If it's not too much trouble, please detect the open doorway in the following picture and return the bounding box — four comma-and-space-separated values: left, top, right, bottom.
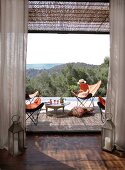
26, 0, 109, 132
26, 33, 110, 132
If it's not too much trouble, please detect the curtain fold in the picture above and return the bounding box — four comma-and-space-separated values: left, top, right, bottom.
106, 0, 125, 150
0, 0, 28, 149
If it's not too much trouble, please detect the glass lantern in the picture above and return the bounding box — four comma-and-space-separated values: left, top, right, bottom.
8, 115, 25, 156
101, 118, 115, 152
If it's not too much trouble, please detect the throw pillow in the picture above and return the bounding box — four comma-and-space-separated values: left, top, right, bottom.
68, 106, 87, 118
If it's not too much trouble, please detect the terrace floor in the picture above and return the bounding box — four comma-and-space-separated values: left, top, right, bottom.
26, 100, 103, 133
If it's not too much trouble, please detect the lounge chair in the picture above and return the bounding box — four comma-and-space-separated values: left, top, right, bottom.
26, 97, 44, 125
25, 91, 39, 104
72, 80, 101, 108
97, 96, 106, 123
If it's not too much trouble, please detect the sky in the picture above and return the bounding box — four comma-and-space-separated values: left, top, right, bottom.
27, 34, 110, 65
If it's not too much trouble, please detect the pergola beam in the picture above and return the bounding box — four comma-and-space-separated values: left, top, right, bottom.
28, 30, 109, 34
28, 0, 110, 34
29, 0, 109, 2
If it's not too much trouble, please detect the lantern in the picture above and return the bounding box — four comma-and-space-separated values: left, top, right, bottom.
101, 118, 115, 152
8, 115, 25, 156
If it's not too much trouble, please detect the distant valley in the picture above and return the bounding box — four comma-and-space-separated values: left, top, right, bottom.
26, 63, 61, 70
26, 63, 98, 78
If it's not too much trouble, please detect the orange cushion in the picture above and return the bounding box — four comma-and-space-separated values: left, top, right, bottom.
26, 97, 41, 109
98, 97, 106, 106
80, 83, 89, 92
34, 98, 41, 105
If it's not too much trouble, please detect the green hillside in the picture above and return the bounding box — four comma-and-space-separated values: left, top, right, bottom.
26, 62, 97, 78
26, 58, 109, 97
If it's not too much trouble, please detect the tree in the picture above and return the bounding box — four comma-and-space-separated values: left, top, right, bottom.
26, 57, 109, 97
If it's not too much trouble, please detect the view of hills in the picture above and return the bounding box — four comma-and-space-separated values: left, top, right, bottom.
26, 63, 61, 70
26, 58, 109, 97
26, 62, 98, 78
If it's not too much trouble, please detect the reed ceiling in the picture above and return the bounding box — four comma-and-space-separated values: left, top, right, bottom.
28, 0, 110, 34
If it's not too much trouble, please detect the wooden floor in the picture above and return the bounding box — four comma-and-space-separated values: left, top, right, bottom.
26, 105, 102, 132
0, 134, 125, 170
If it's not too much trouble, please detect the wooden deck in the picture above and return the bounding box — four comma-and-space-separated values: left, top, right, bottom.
0, 134, 125, 170
26, 104, 103, 132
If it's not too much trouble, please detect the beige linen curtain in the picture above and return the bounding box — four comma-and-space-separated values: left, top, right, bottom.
106, 0, 125, 150
0, 0, 28, 149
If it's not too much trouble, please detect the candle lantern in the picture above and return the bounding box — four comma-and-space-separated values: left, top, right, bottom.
101, 118, 115, 152
8, 115, 25, 156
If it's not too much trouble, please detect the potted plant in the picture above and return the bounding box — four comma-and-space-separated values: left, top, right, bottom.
60, 97, 64, 104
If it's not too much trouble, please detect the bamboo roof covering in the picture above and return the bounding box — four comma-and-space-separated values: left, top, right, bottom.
28, 0, 110, 34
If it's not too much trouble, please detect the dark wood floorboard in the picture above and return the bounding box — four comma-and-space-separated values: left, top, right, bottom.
0, 134, 125, 170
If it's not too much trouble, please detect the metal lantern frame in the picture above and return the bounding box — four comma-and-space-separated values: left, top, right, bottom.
101, 118, 115, 152
8, 115, 25, 156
